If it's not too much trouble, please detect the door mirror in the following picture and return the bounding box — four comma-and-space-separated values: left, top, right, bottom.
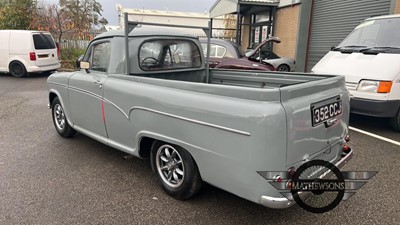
80, 61, 90, 70
330, 46, 336, 51
76, 55, 84, 68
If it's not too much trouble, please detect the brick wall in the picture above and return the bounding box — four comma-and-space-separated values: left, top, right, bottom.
395, 0, 400, 14
273, 4, 300, 59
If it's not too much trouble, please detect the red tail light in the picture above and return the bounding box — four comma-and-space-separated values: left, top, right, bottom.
273, 175, 283, 183
342, 145, 351, 153
29, 52, 36, 61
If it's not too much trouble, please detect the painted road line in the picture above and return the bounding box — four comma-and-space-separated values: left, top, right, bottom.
349, 126, 400, 147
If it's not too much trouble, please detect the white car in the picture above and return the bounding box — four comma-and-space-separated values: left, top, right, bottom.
0, 30, 60, 77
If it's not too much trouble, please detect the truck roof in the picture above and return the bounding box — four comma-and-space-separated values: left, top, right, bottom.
94, 26, 199, 41
366, 14, 400, 21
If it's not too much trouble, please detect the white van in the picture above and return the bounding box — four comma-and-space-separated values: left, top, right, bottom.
312, 14, 400, 132
0, 30, 60, 78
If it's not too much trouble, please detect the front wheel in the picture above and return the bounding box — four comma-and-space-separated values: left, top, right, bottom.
390, 109, 400, 132
150, 141, 203, 200
51, 97, 76, 138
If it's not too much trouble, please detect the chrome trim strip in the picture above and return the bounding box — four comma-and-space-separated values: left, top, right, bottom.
48, 82, 103, 100
50, 82, 250, 136
130, 106, 251, 136
103, 98, 129, 119
48, 81, 68, 87
69, 86, 102, 100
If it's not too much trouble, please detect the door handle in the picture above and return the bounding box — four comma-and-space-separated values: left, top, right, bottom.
94, 80, 103, 89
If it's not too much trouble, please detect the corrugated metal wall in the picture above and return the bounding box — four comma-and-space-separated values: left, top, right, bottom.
306, 0, 392, 71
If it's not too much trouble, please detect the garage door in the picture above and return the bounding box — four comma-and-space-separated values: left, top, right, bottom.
306, 0, 392, 71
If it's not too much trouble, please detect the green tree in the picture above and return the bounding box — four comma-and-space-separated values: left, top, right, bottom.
60, 0, 104, 37
0, 0, 34, 29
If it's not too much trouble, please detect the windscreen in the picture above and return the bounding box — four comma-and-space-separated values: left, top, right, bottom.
337, 17, 400, 48
33, 33, 56, 50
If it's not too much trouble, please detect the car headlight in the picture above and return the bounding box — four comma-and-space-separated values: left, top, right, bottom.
357, 80, 392, 93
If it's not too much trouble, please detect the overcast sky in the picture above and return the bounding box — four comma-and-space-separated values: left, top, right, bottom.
45, 0, 217, 25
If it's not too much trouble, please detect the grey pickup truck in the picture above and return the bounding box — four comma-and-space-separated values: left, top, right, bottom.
47, 16, 353, 209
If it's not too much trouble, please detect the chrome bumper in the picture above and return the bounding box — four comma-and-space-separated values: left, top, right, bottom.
259, 148, 354, 209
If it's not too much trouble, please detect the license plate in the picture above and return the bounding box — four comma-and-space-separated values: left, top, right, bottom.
311, 99, 342, 127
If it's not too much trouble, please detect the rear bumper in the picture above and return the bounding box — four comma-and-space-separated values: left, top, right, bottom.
350, 98, 400, 118
259, 148, 354, 209
26, 63, 60, 73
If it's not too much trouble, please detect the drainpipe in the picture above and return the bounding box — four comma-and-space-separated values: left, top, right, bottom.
304, 0, 314, 72
236, 4, 241, 44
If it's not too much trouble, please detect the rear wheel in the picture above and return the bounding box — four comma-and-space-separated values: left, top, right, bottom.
277, 64, 290, 72
9, 61, 27, 78
150, 141, 203, 200
51, 97, 76, 138
390, 109, 400, 132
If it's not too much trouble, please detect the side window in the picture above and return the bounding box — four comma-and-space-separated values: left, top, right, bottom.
139, 39, 201, 71
201, 44, 226, 58
215, 45, 227, 58
209, 45, 217, 57
83, 42, 111, 73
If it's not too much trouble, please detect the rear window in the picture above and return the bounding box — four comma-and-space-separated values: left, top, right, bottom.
139, 39, 202, 71
33, 34, 56, 50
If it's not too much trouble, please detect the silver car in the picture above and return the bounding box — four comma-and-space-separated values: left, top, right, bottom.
246, 37, 296, 72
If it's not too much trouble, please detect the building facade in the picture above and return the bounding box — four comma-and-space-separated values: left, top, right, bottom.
118, 0, 400, 72
211, 0, 399, 72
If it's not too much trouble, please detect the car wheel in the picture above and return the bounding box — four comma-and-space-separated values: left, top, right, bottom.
277, 64, 290, 72
51, 97, 76, 138
150, 141, 203, 200
9, 61, 27, 78
390, 109, 400, 132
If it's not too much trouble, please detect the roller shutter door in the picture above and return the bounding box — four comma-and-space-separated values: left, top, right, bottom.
306, 0, 391, 71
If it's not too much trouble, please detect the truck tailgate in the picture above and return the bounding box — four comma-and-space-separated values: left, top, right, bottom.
279, 76, 350, 167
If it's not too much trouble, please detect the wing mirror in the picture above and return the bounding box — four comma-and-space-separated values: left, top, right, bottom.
76, 55, 84, 68
80, 61, 90, 73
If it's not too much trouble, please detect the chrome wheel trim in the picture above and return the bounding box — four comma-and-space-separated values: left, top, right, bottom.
277, 65, 289, 72
54, 104, 66, 131
156, 144, 185, 188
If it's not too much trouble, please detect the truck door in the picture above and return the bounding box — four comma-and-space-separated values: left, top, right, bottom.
68, 40, 111, 138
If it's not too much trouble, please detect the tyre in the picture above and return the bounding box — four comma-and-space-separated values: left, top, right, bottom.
150, 141, 203, 200
9, 61, 27, 78
277, 64, 290, 72
51, 97, 76, 138
390, 109, 400, 132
